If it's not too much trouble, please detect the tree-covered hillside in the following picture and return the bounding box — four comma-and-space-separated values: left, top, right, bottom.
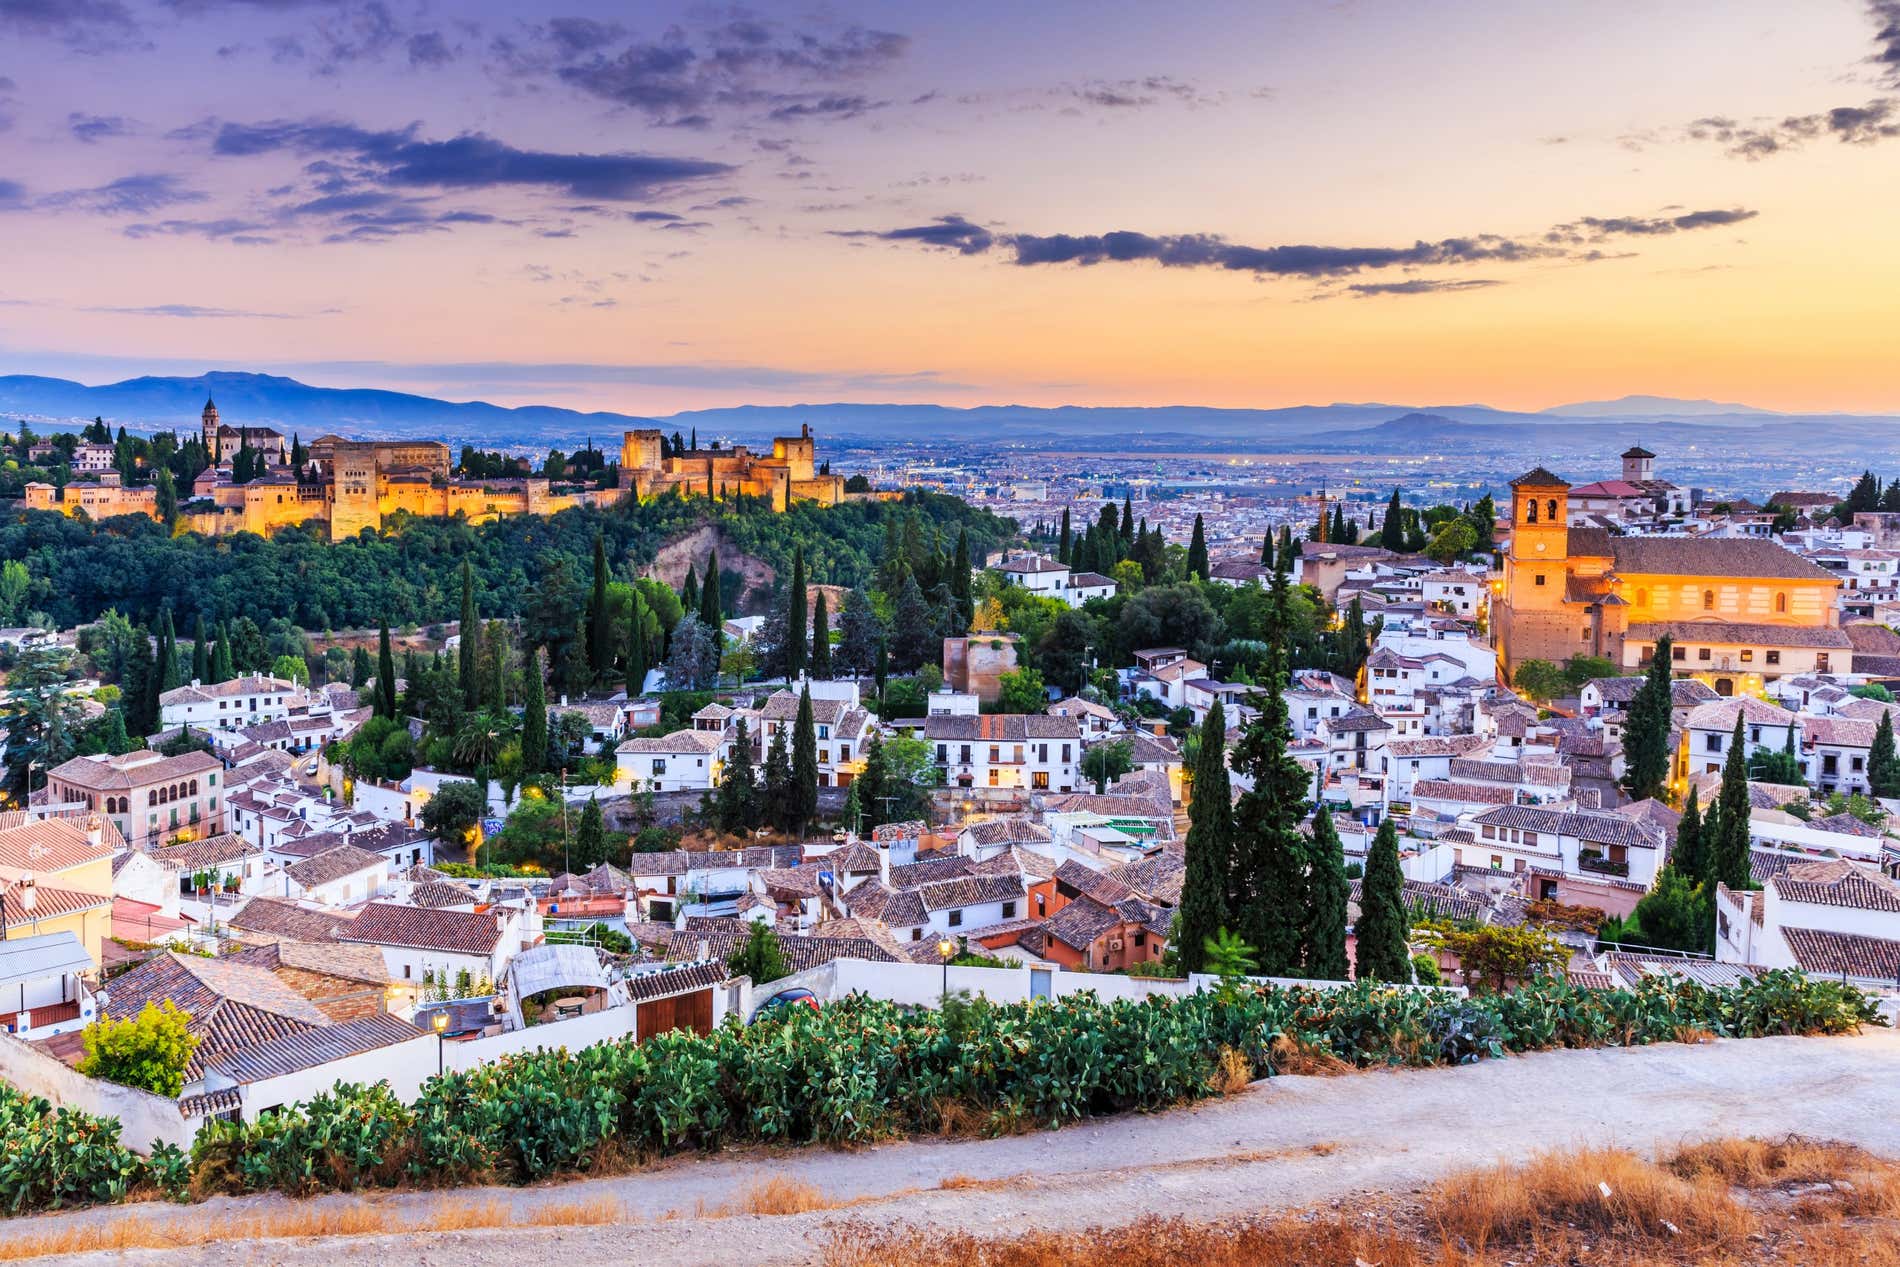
0, 490, 1016, 631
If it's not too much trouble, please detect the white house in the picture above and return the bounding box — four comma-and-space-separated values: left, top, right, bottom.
924, 713, 1081, 792
158, 675, 308, 732
615, 730, 722, 792
0, 931, 100, 1039
282, 843, 390, 908
1463, 803, 1667, 889
338, 902, 524, 995
1682, 697, 1801, 779
1716, 859, 1900, 983
1801, 715, 1876, 796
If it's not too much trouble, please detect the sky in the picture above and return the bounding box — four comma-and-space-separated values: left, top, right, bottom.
2, 0, 1899, 416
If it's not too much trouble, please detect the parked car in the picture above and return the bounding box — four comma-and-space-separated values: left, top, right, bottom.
750, 988, 819, 1022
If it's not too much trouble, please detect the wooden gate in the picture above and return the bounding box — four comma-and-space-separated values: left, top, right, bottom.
636, 988, 714, 1039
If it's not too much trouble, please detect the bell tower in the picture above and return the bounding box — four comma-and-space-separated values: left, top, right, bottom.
201, 397, 220, 458
1504, 467, 1571, 613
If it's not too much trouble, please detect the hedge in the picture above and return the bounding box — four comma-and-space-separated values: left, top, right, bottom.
2, 971, 1882, 1217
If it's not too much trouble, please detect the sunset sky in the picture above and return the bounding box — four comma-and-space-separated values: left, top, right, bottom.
2, 0, 1898, 416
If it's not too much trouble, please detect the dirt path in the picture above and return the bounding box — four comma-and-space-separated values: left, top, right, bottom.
18, 1027, 1900, 1266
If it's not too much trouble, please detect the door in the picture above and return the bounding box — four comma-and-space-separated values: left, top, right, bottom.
1029, 968, 1052, 1000
637, 989, 714, 1039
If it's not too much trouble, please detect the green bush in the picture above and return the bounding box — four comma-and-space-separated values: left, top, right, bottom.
77, 1001, 197, 1097
4, 969, 1885, 1218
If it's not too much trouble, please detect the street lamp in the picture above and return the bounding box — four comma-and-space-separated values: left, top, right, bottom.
431, 1008, 449, 1076
936, 935, 956, 1009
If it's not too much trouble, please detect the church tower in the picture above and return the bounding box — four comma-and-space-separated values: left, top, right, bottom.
1620, 445, 1656, 484
201, 397, 220, 458
1503, 466, 1571, 611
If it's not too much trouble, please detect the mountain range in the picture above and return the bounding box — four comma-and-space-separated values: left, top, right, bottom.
0, 370, 1892, 454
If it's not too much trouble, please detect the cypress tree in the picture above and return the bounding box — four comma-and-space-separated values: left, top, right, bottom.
1711, 714, 1753, 891
716, 717, 760, 834
1228, 575, 1312, 976
487, 621, 508, 709
191, 615, 209, 684
348, 643, 370, 690
459, 560, 481, 709
951, 528, 974, 630
791, 685, 820, 835
763, 721, 793, 832
1672, 784, 1706, 885
1871, 710, 1900, 798
786, 546, 808, 680
809, 591, 832, 679
1058, 506, 1072, 564
1177, 699, 1233, 975
375, 618, 397, 720
157, 607, 179, 690
699, 547, 723, 633
1119, 495, 1133, 546
588, 532, 612, 679
1303, 804, 1351, 981
572, 796, 609, 868
1355, 818, 1411, 982
1620, 635, 1674, 802
681, 566, 699, 618
521, 646, 547, 776
625, 592, 650, 699
1186, 513, 1209, 581
124, 627, 156, 736
857, 730, 889, 832
1381, 488, 1406, 551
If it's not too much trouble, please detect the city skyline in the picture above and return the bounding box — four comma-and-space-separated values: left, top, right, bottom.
3, 0, 1899, 415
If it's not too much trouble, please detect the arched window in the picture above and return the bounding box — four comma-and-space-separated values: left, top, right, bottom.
1775, 592, 1787, 614
1703, 590, 1715, 611
1526, 499, 1538, 524
147, 790, 157, 806
1546, 498, 1558, 522
189, 778, 198, 796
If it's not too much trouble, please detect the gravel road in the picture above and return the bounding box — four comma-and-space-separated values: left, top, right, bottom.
19, 1027, 1900, 1266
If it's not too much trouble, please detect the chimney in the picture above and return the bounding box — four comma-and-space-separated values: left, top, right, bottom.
86, 815, 103, 848
191, 678, 202, 689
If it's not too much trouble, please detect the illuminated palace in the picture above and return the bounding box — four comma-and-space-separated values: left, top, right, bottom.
1493, 466, 1849, 695
24, 404, 845, 541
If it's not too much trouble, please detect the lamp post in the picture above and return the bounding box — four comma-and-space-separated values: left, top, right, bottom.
936, 935, 956, 1009
431, 1008, 449, 1076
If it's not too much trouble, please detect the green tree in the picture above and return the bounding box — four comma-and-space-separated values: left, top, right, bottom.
1672, 784, 1707, 885
270, 654, 309, 685
809, 590, 832, 679
154, 467, 178, 528
716, 717, 761, 834
520, 645, 547, 777
1512, 658, 1568, 703
1185, 513, 1209, 581
420, 779, 486, 850
1871, 711, 1900, 799
1201, 927, 1258, 991
458, 560, 482, 710
1177, 700, 1232, 975
588, 532, 613, 680
625, 590, 650, 698
1751, 726, 1805, 785
1711, 714, 1753, 891
1424, 518, 1476, 564
790, 685, 820, 836
1355, 818, 1411, 983
1228, 572, 1312, 977
375, 617, 397, 721
762, 719, 794, 833
1081, 736, 1133, 793
1622, 865, 1711, 953
1620, 635, 1674, 802
77, 1001, 198, 1097
996, 666, 1047, 714
698, 546, 723, 643
785, 546, 808, 679
571, 796, 610, 868
727, 920, 789, 984
1380, 488, 1406, 551
1302, 803, 1351, 980
190, 614, 209, 685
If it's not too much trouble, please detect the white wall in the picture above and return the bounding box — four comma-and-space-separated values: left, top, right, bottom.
0, 1032, 195, 1152
442, 1004, 636, 1072
237, 1034, 437, 1119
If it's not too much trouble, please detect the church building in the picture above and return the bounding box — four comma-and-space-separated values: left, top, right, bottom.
1494, 465, 1849, 695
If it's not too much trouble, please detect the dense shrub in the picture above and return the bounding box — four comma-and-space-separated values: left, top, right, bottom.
0, 1084, 185, 1213
2, 970, 1883, 1217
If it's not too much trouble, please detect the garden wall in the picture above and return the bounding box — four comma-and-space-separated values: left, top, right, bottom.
0, 1032, 194, 1153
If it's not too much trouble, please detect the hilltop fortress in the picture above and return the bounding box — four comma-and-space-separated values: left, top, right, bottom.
25, 402, 845, 541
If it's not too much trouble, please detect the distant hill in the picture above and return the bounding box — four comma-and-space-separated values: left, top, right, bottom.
0, 371, 659, 445
1540, 394, 1779, 418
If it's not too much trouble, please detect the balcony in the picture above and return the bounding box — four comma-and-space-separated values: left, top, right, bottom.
1577, 849, 1630, 878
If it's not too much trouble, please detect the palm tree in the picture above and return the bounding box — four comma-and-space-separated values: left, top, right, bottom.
454, 709, 512, 771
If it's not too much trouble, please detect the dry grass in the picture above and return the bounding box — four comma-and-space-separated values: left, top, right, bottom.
1266, 1033, 1353, 1077
1427, 1145, 1754, 1252
0, 1194, 632, 1261
823, 1137, 1900, 1267
1209, 1045, 1254, 1095
726, 1177, 837, 1216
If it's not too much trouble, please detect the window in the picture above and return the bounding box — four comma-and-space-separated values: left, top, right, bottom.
1001, 901, 1017, 918
1526, 499, 1538, 524
1546, 498, 1558, 521
1672, 644, 1686, 662
1766, 650, 1781, 666
403, 965, 411, 979
651, 758, 667, 776
1636, 588, 1648, 607
947, 909, 963, 927
936, 744, 947, 762
1698, 647, 1712, 661
1061, 744, 1072, 762
1853, 756, 1865, 772
1775, 592, 1787, 613
1706, 733, 1723, 753
1580, 628, 1590, 643
1703, 590, 1715, 611
1817, 653, 1832, 672
1534, 573, 1546, 586
1741, 649, 1753, 662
